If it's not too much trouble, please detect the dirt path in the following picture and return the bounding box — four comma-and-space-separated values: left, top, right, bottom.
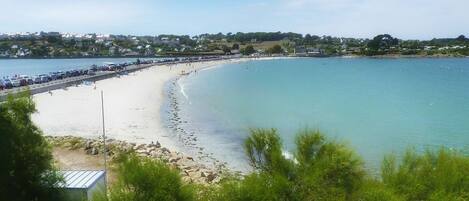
53, 147, 117, 184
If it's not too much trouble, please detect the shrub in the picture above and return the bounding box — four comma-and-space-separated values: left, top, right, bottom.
208, 128, 365, 201
202, 129, 469, 201
96, 153, 194, 201
381, 148, 469, 200
0, 92, 64, 201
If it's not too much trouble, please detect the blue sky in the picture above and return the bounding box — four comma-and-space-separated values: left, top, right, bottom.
1, 0, 468, 39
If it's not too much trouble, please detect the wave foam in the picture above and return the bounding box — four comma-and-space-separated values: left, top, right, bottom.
177, 79, 190, 103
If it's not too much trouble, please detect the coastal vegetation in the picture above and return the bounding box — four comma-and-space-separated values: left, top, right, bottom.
0, 92, 65, 201
1, 31, 469, 58
2, 94, 468, 201
98, 129, 468, 201
204, 128, 469, 201
94, 153, 195, 201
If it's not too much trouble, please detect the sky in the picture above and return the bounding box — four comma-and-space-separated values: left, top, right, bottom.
1, 0, 468, 40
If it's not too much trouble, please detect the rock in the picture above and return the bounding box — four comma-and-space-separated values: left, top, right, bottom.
91, 147, 99, 155
161, 147, 171, 154
47, 136, 226, 184
84, 140, 93, 150
146, 147, 156, 153
136, 149, 149, 156
169, 157, 181, 163
150, 151, 160, 158
206, 172, 218, 182
135, 144, 145, 150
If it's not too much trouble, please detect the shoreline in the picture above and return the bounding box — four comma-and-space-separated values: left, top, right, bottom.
47, 135, 226, 184
31, 57, 277, 171
162, 56, 287, 171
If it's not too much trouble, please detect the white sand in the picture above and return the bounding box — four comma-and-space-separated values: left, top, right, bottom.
32, 58, 256, 150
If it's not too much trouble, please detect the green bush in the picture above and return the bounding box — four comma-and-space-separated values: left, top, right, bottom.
204, 128, 365, 201
200, 129, 468, 201
0, 92, 64, 201
96, 153, 195, 201
381, 148, 469, 200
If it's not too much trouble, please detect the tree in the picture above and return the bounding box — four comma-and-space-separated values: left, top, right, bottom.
209, 128, 365, 201
456, 35, 466, 41
96, 153, 194, 201
231, 43, 239, 50
244, 129, 293, 175
267, 45, 284, 54
221, 45, 231, 54
0, 92, 64, 201
366, 34, 399, 55
241, 45, 256, 55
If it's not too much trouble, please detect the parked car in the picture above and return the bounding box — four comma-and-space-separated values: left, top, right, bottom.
27, 77, 34, 85
11, 79, 21, 87
39, 75, 50, 83
87, 70, 96, 75
0, 79, 5, 90
3, 79, 13, 89
49, 73, 58, 80
33, 76, 42, 84
55, 72, 65, 79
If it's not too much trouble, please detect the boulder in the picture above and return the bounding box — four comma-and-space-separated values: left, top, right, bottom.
84, 140, 93, 150
161, 147, 171, 154
169, 157, 181, 163
206, 172, 218, 182
90, 147, 99, 155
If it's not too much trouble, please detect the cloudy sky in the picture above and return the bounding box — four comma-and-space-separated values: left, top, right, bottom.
1, 0, 468, 39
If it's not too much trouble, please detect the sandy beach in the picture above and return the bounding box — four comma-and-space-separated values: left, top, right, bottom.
32, 58, 258, 152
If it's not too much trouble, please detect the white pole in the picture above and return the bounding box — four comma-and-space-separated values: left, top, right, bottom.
101, 90, 108, 197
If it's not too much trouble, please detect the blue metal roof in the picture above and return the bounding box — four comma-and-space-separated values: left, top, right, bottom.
58, 170, 105, 189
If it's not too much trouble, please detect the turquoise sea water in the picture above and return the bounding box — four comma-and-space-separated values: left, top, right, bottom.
0, 58, 156, 77
174, 58, 469, 171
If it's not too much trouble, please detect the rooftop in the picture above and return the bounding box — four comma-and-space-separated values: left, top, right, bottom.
58, 170, 105, 189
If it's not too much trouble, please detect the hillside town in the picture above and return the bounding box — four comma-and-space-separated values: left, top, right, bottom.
0, 32, 468, 58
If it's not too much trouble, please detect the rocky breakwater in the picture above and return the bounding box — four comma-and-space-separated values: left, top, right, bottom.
46, 136, 224, 184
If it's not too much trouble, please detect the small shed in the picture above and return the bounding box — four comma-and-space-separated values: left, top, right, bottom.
59, 170, 106, 201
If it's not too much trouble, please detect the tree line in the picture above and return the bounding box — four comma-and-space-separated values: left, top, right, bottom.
2, 31, 469, 58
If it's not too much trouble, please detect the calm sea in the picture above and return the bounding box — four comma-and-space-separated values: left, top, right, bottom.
0, 58, 157, 77
173, 58, 469, 171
